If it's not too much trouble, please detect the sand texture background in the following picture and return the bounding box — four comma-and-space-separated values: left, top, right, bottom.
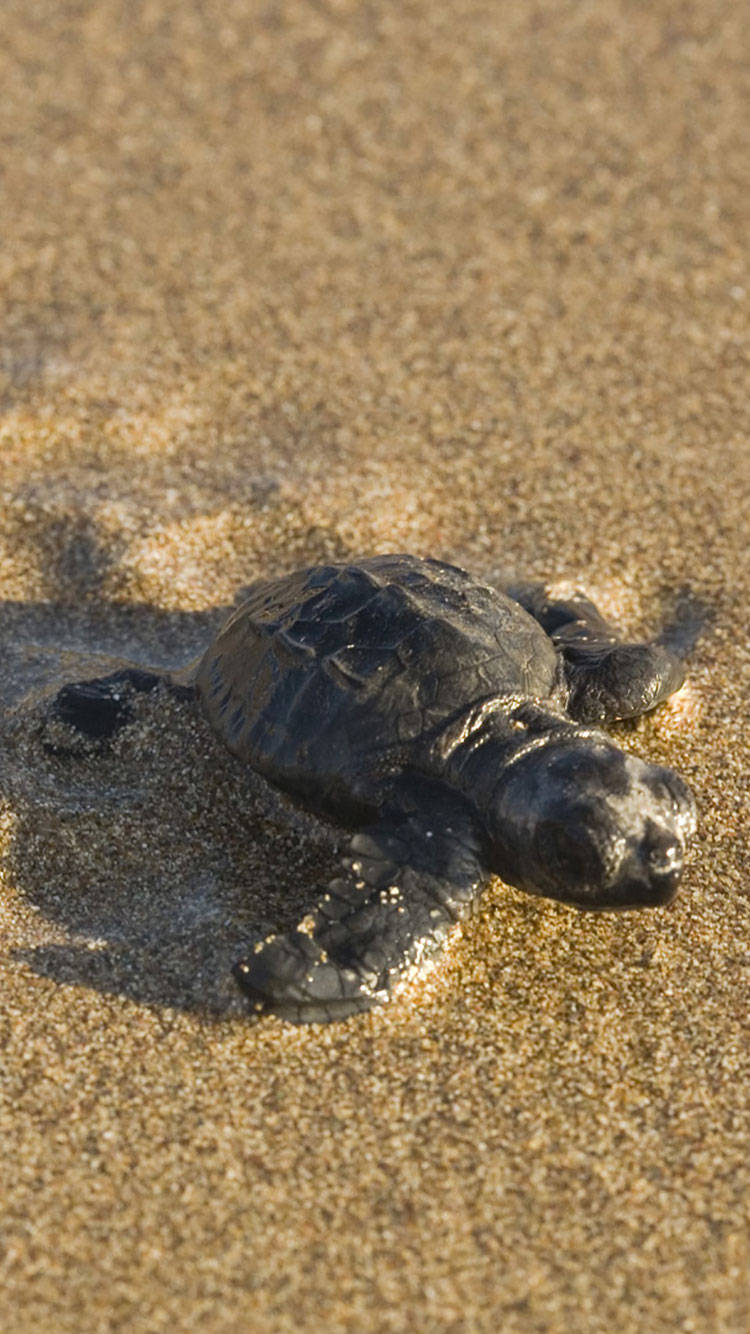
1, 1, 748, 1329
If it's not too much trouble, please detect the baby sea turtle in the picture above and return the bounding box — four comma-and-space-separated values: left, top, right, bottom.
53, 555, 696, 1023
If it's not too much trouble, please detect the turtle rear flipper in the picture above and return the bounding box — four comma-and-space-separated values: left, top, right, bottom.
233, 780, 487, 1023
52, 668, 195, 741
508, 585, 687, 725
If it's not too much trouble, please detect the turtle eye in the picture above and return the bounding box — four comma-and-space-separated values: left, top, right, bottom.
649, 774, 678, 811
535, 821, 599, 885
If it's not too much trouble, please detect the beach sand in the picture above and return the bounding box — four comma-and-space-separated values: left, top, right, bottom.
1, 1, 748, 1329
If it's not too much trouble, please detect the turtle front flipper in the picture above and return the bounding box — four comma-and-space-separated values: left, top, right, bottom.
508, 585, 687, 725
233, 780, 487, 1023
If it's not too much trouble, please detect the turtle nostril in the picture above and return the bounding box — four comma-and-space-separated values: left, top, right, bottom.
647, 837, 683, 880
638, 834, 684, 906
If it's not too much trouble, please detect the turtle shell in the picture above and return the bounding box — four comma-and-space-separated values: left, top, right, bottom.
196, 555, 561, 813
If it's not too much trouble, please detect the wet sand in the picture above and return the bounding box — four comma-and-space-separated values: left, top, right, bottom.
1, 1, 748, 1329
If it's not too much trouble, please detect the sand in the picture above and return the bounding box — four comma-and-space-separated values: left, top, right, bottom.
1, 0, 748, 1329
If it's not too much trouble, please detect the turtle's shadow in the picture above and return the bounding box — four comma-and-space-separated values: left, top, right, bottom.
0, 596, 339, 1016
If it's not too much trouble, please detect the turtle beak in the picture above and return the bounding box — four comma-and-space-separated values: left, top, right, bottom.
642, 828, 685, 904
601, 822, 686, 910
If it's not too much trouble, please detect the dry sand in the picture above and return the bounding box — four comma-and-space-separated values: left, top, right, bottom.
1, 1, 748, 1329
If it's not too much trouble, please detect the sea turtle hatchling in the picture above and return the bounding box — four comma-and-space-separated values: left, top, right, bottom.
53, 555, 697, 1023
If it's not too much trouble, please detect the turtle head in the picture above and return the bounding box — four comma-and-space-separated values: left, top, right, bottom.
490, 736, 696, 910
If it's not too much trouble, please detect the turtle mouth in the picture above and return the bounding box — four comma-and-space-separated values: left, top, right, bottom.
550, 830, 686, 911
565, 861, 684, 912
570, 885, 679, 912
